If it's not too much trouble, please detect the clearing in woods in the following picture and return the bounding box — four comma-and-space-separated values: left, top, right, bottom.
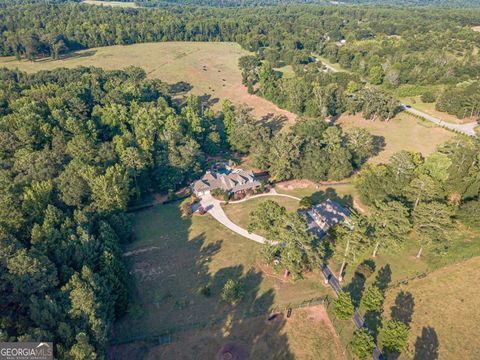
382, 256, 480, 360
0, 42, 296, 121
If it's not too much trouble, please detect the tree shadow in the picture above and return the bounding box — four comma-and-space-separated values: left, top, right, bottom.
390, 291, 415, 326
257, 113, 288, 134
308, 187, 353, 209
198, 93, 220, 108
374, 264, 392, 292
36, 50, 97, 63
364, 310, 382, 340
343, 272, 366, 308
110, 201, 293, 359
413, 327, 439, 360
372, 135, 386, 157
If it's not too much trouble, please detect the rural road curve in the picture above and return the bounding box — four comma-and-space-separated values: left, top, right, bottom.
401, 105, 477, 137
317, 56, 478, 137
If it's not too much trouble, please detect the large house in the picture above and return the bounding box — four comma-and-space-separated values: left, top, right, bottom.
306, 199, 351, 237
192, 169, 261, 197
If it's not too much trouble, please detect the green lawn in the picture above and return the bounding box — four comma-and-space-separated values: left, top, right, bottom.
222, 195, 300, 231
113, 200, 331, 347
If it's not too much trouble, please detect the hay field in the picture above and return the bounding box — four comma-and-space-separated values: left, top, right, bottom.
336, 112, 454, 164
0, 42, 296, 121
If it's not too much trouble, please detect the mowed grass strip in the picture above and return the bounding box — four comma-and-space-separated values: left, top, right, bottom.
383, 256, 480, 360
113, 201, 330, 343
0, 42, 296, 121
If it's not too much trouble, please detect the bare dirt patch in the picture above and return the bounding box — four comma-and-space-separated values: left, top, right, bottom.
139, 305, 346, 360
472, 25, 480, 32
276, 179, 318, 190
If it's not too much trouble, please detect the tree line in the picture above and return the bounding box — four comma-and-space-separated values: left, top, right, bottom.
2, 2, 479, 116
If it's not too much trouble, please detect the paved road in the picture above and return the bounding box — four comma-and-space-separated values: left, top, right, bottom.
401, 105, 477, 137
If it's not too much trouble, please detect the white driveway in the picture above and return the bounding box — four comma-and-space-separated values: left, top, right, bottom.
199, 194, 268, 244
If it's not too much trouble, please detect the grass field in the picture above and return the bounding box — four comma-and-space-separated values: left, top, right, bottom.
222, 195, 300, 232
382, 256, 480, 360
336, 113, 454, 164
112, 305, 346, 360
0, 42, 296, 121
81, 0, 138, 7
111, 201, 333, 357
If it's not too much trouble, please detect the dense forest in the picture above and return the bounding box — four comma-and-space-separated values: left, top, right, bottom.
238, 56, 399, 119
353, 138, 480, 258
0, 66, 228, 358
340, 0, 480, 8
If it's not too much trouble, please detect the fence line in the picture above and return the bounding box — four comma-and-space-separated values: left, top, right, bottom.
110, 296, 326, 346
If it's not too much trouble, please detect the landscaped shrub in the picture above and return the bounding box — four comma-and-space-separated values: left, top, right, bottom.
211, 188, 230, 201
221, 279, 245, 305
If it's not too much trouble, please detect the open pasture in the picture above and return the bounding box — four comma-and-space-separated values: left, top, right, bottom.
0, 42, 296, 121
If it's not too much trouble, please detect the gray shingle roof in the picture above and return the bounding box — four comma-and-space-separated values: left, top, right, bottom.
192, 169, 261, 194
307, 199, 350, 233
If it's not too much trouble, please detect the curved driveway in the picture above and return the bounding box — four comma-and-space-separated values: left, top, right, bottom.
199, 193, 268, 244
198, 190, 300, 244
